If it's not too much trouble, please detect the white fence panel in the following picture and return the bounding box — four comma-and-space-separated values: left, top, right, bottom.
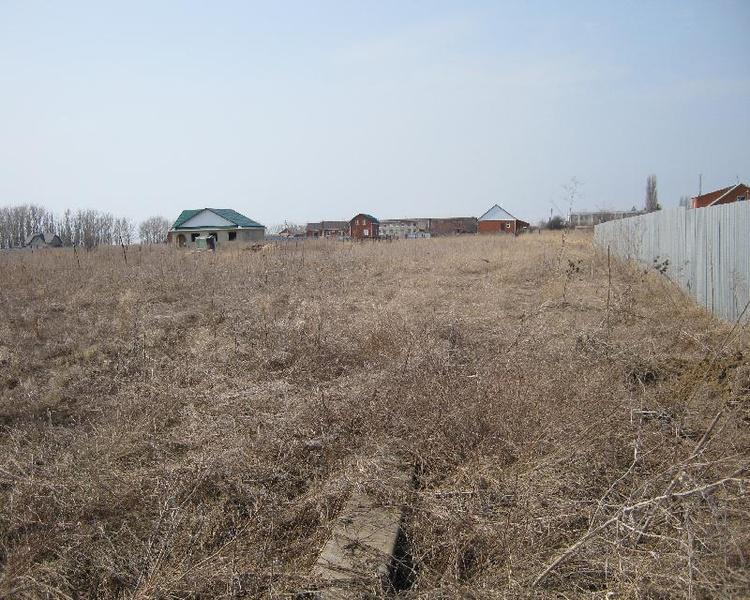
594, 203, 750, 323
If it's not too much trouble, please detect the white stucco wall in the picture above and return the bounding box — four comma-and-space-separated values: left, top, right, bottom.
181, 210, 235, 228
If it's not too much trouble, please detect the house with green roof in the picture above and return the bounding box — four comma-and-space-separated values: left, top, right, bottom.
167, 208, 265, 248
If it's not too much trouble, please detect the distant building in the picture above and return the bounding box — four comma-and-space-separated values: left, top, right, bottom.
24, 232, 63, 249
418, 217, 477, 236
350, 213, 379, 240
478, 205, 529, 235
278, 225, 305, 238
168, 208, 265, 248
380, 217, 475, 238
569, 209, 645, 228
305, 221, 349, 238
380, 219, 418, 239
692, 183, 749, 209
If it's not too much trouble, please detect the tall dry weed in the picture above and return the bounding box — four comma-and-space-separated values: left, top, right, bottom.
0, 234, 747, 598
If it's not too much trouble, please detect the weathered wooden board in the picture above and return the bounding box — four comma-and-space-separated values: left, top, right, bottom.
307, 460, 412, 598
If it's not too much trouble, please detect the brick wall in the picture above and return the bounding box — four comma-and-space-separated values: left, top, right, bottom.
350, 216, 379, 239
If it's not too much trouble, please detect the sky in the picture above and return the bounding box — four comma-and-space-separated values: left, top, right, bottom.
1, 1, 749, 227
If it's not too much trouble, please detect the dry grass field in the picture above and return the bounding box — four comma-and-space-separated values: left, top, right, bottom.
1, 233, 748, 598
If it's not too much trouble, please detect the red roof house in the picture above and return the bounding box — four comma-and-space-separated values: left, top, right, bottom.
692, 183, 749, 209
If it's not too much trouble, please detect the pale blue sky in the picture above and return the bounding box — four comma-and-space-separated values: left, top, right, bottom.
1, 1, 748, 226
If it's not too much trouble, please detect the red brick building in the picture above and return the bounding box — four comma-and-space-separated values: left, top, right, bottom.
416, 217, 478, 235
692, 183, 749, 209
350, 214, 379, 239
477, 204, 529, 235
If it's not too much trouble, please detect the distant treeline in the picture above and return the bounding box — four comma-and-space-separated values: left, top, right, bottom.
0, 204, 169, 249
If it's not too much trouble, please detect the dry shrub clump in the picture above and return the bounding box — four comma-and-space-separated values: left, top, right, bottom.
0, 233, 748, 598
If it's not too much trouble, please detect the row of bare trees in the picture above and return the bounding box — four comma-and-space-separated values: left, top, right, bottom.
0, 204, 170, 249
0, 205, 56, 249
138, 216, 170, 245
57, 209, 135, 248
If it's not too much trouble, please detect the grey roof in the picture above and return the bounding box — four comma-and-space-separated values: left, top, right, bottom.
478, 204, 518, 221
24, 233, 43, 245
45, 233, 63, 246
24, 232, 61, 246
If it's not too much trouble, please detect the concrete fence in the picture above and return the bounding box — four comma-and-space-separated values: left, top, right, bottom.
594, 203, 750, 324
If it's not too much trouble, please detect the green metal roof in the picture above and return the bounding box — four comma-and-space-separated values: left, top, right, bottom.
172, 208, 264, 230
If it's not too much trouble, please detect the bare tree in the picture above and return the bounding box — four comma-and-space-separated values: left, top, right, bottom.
73, 209, 105, 248
0, 204, 56, 248
546, 215, 566, 230
646, 175, 659, 212
678, 195, 690, 208
268, 221, 303, 235
562, 177, 581, 220
60, 209, 74, 246
0, 204, 135, 248
139, 216, 170, 244
113, 217, 135, 245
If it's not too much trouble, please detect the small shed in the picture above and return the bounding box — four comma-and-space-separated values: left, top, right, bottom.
350, 214, 379, 240
478, 205, 529, 235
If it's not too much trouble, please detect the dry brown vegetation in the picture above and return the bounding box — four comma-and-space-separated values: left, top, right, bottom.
1, 233, 748, 598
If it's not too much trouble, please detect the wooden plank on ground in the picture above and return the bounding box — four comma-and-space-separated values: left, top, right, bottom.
307, 459, 412, 598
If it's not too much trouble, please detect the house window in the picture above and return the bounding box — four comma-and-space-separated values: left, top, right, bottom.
505, 223, 510, 229
191, 233, 200, 242
228, 231, 237, 241
738, 196, 747, 202
364, 229, 369, 236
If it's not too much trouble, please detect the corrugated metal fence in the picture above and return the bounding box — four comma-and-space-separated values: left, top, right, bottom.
594, 203, 750, 324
